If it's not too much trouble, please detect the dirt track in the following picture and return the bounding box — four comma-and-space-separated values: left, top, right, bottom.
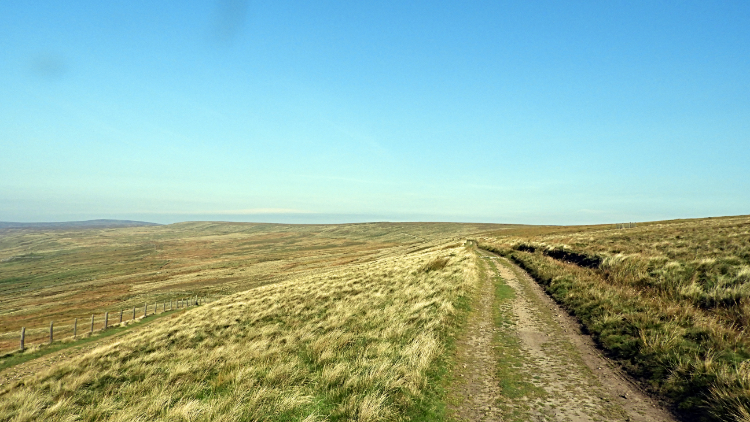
449, 249, 677, 422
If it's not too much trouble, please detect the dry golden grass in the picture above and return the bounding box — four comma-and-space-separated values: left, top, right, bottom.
0, 241, 477, 421
0, 222, 499, 352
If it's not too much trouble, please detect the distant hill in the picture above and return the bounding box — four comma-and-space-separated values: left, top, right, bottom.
0, 219, 160, 229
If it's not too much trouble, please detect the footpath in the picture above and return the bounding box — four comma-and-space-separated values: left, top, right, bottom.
448, 249, 677, 422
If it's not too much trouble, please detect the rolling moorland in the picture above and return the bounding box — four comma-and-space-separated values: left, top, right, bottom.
0, 222, 504, 421
0, 222, 501, 353
0, 216, 747, 421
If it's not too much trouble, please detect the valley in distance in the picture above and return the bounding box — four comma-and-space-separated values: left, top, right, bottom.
1, 216, 749, 421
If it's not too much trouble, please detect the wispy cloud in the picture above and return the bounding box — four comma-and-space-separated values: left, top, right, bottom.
215, 208, 310, 215
145, 208, 310, 215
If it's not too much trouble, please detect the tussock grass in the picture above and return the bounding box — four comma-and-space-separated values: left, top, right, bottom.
0, 222, 498, 353
478, 215, 750, 421
0, 245, 477, 421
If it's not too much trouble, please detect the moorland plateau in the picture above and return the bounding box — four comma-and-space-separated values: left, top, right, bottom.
0, 216, 748, 421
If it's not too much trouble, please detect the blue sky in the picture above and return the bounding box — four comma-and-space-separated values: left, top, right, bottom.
1, 1, 749, 224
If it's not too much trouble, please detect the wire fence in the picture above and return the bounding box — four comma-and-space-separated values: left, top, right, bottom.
615, 222, 637, 229
2, 295, 215, 356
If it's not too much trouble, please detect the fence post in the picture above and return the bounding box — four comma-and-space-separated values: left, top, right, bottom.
170, 300, 172, 310
119, 309, 123, 324
104, 311, 108, 329
49, 321, 54, 344
133, 307, 136, 320
20, 327, 25, 352
74, 318, 77, 338
144, 303, 147, 317
90, 314, 94, 335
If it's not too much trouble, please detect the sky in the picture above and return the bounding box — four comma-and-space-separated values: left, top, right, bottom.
1, 1, 749, 225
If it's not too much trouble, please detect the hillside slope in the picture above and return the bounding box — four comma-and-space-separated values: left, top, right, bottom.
0, 222, 502, 352
0, 243, 476, 421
